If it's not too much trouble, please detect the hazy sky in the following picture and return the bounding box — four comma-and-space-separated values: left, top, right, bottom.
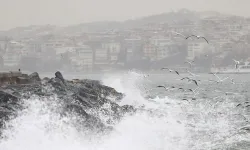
0, 0, 249, 30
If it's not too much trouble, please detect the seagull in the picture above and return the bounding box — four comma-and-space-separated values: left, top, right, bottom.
161, 67, 174, 72
186, 69, 199, 77
186, 87, 200, 95
172, 31, 186, 38
212, 73, 229, 83
180, 77, 190, 81
233, 59, 240, 69
186, 35, 209, 44
236, 103, 242, 107
175, 71, 180, 76
182, 98, 189, 102
230, 78, 235, 84
180, 76, 199, 86
161, 68, 180, 76
185, 60, 194, 68
156, 85, 175, 91
190, 79, 199, 86
177, 87, 185, 91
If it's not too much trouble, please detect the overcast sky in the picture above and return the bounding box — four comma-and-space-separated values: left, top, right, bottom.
0, 0, 249, 30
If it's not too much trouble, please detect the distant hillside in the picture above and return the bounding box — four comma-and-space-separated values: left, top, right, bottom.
64, 9, 200, 32
1, 9, 241, 38
3, 25, 59, 39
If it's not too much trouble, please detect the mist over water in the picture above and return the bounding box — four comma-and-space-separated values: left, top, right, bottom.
0, 71, 250, 150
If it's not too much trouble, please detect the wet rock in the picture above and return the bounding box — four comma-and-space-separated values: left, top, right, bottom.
0, 71, 134, 135
63, 103, 89, 119
42, 77, 50, 81
28, 72, 41, 82
55, 71, 65, 84
121, 105, 136, 113
16, 77, 30, 84
0, 90, 19, 103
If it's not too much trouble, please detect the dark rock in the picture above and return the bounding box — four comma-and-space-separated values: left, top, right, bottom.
121, 105, 137, 113
0, 90, 19, 103
0, 71, 135, 136
16, 77, 30, 84
28, 72, 41, 82
42, 77, 50, 81
63, 103, 89, 119
55, 71, 65, 83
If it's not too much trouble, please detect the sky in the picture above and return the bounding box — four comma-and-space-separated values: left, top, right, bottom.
0, 0, 249, 30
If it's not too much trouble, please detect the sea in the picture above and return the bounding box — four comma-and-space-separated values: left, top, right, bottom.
0, 70, 250, 150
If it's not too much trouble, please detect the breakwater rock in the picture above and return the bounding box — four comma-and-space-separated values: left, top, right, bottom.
0, 71, 136, 136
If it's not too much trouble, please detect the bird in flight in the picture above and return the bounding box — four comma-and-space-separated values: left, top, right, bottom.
185, 60, 195, 68
233, 59, 240, 69
177, 87, 185, 91
180, 77, 190, 81
161, 68, 180, 76
186, 35, 209, 44
161, 67, 173, 72
180, 76, 199, 86
186, 87, 200, 95
175, 70, 180, 76
156, 85, 175, 91
230, 78, 235, 84
212, 73, 229, 83
171, 31, 186, 38
190, 79, 199, 86
186, 69, 199, 77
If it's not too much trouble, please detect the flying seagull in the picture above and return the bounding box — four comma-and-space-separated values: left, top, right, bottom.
186, 35, 209, 44
172, 31, 186, 38
177, 87, 185, 91
161, 67, 173, 72
190, 79, 199, 86
212, 73, 229, 83
187, 87, 200, 95
161, 68, 180, 76
175, 71, 180, 76
186, 69, 199, 77
230, 78, 235, 84
180, 77, 190, 81
156, 85, 175, 91
180, 76, 199, 86
185, 60, 195, 68
233, 59, 240, 69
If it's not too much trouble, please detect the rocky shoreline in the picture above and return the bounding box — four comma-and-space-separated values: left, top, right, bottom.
0, 71, 136, 136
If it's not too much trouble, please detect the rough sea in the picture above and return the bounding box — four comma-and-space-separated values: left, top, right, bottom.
0, 70, 249, 150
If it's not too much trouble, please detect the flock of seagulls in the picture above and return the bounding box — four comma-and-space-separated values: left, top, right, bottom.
172, 31, 209, 44
154, 58, 241, 101
144, 31, 250, 133
142, 32, 246, 107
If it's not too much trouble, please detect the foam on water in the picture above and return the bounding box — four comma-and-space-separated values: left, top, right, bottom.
0, 71, 249, 150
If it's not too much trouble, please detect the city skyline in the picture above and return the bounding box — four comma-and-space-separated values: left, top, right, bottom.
0, 0, 249, 30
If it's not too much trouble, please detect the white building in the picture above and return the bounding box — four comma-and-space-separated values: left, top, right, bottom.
101, 41, 121, 62
187, 41, 209, 60
94, 48, 109, 65
143, 44, 157, 60
3, 51, 21, 67
124, 36, 142, 61
149, 35, 171, 47
70, 45, 93, 71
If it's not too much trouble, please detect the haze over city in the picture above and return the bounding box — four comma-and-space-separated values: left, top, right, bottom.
1, 0, 250, 30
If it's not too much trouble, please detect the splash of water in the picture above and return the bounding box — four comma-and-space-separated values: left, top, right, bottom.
0, 71, 249, 150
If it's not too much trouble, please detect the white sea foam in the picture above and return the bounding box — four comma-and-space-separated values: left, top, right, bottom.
0, 71, 249, 150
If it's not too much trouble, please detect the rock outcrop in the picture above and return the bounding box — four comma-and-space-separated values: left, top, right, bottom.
0, 71, 135, 135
